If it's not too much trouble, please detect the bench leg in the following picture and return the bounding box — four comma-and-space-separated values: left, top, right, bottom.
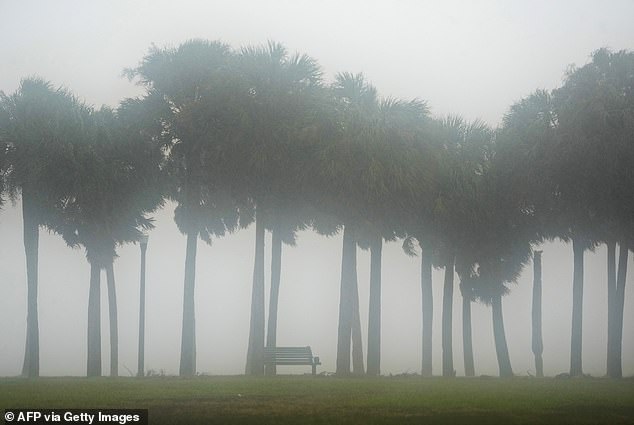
312, 363, 317, 376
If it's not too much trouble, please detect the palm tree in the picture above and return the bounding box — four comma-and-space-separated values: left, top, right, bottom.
126, 40, 246, 376
578, 49, 634, 378
495, 89, 557, 376
314, 73, 433, 376
357, 97, 430, 376
460, 173, 533, 378
319, 72, 379, 375
117, 98, 166, 378
50, 105, 163, 376
565, 49, 634, 379
434, 116, 493, 377
506, 49, 634, 377
237, 41, 324, 375
0, 78, 87, 377
550, 57, 618, 376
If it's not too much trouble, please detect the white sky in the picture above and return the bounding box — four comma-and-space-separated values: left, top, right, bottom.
0, 0, 633, 377
2, 0, 634, 124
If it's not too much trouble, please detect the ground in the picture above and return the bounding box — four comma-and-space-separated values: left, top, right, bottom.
1, 376, 633, 424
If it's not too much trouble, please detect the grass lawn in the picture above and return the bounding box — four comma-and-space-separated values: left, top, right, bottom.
1, 376, 633, 424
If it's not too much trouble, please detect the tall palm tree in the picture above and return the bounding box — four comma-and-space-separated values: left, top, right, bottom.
126, 40, 246, 376
237, 41, 324, 375
550, 56, 621, 376
433, 116, 493, 377
50, 106, 163, 377
357, 97, 430, 376
459, 170, 533, 378
507, 50, 634, 377
495, 89, 557, 376
114, 94, 167, 378
320, 72, 379, 375
315, 73, 433, 376
562, 49, 634, 379
396, 113, 440, 379
0, 78, 87, 377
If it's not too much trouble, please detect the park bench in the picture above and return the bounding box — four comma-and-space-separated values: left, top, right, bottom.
264, 346, 321, 375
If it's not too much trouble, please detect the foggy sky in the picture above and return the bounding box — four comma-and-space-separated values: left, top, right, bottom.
1, 0, 633, 377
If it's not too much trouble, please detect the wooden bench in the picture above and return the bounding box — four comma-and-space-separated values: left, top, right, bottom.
264, 346, 321, 375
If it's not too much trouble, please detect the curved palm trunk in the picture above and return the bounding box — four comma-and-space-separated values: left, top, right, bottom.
462, 293, 474, 377
179, 231, 198, 376
336, 225, 355, 375
420, 240, 433, 377
366, 237, 382, 376
246, 212, 265, 376
611, 243, 629, 378
21, 193, 40, 378
137, 241, 147, 377
532, 251, 544, 377
570, 238, 584, 376
106, 263, 118, 377
265, 227, 282, 376
87, 263, 102, 377
351, 254, 364, 375
442, 258, 455, 377
491, 294, 513, 377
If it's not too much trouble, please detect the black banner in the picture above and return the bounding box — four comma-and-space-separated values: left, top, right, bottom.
4, 410, 148, 425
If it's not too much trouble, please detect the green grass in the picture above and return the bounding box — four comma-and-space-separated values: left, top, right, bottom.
1, 376, 633, 424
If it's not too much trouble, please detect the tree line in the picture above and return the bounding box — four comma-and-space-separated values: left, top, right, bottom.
0, 40, 632, 379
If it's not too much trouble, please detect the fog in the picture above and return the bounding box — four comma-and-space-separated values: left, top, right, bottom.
1, 0, 633, 377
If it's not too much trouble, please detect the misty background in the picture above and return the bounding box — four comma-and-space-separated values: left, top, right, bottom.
1, 0, 633, 377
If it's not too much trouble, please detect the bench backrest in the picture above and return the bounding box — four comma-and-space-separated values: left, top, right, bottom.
264, 346, 314, 364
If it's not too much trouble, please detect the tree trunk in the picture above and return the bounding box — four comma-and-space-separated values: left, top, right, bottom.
351, 245, 364, 375
366, 236, 382, 376
106, 263, 118, 377
442, 258, 455, 377
21, 193, 40, 378
532, 250, 544, 377
612, 243, 629, 378
462, 293, 474, 377
420, 240, 433, 377
265, 227, 282, 376
491, 294, 513, 377
179, 231, 198, 376
87, 263, 102, 377
336, 225, 355, 375
246, 212, 265, 375
570, 238, 584, 376
606, 241, 616, 377
137, 241, 147, 377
